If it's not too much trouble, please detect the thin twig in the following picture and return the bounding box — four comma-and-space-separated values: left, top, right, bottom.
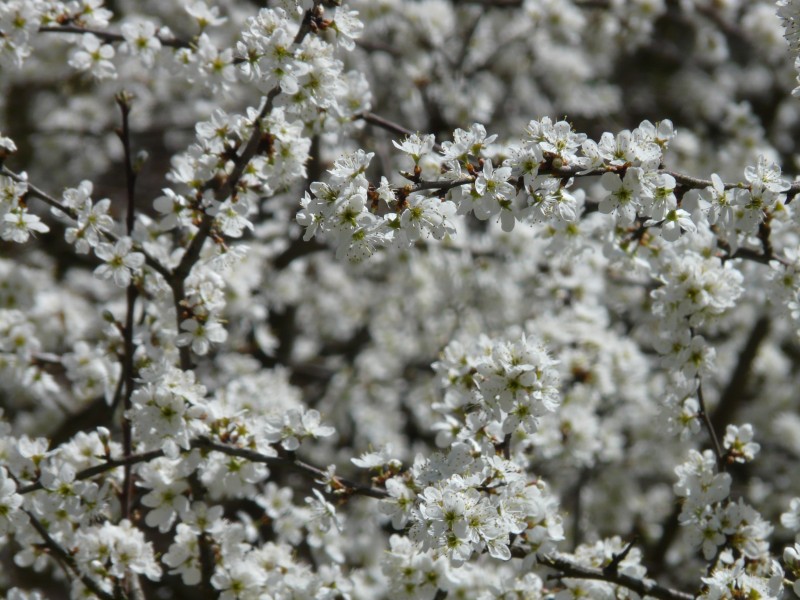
696, 379, 725, 471
192, 438, 390, 500
1, 167, 174, 281
356, 111, 445, 153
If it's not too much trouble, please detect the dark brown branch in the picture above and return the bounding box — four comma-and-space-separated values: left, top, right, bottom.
38, 24, 190, 49
356, 111, 438, 149
191, 438, 390, 500
413, 177, 474, 193
168, 5, 324, 370
709, 316, 771, 437
172, 276, 193, 371
2, 167, 80, 220
604, 537, 638, 575
113, 92, 138, 522
645, 503, 682, 577
728, 247, 786, 266
455, 0, 522, 6
18, 449, 166, 494
696, 379, 725, 471
25, 511, 118, 600
355, 110, 799, 197
1, 167, 174, 281
18, 439, 388, 500
536, 553, 694, 600
451, 0, 611, 7
355, 39, 402, 56
669, 170, 800, 199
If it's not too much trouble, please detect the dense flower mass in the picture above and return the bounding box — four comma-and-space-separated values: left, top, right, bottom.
2, 0, 800, 599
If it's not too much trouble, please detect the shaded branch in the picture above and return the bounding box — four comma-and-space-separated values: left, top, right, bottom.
192, 438, 390, 500
18, 449, 166, 495
536, 553, 694, 600
457, 0, 612, 7
38, 24, 189, 49
645, 503, 682, 578
25, 510, 118, 600
167, 5, 324, 370
1, 167, 174, 281
696, 379, 725, 471
355, 110, 799, 197
356, 111, 441, 151
413, 177, 474, 193
113, 91, 139, 521
18, 439, 389, 500
710, 316, 771, 437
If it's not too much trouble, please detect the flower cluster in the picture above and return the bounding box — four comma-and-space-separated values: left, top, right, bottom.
371, 443, 564, 566
0, 170, 48, 243
3, 0, 800, 599
432, 333, 561, 443
299, 118, 683, 261
674, 447, 774, 582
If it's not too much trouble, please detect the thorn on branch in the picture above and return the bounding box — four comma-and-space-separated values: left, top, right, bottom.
603, 537, 638, 576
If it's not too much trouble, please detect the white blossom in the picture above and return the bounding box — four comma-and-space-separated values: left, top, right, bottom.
93, 236, 145, 287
